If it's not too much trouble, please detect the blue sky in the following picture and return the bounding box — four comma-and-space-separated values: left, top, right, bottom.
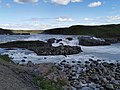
0, 0, 120, 30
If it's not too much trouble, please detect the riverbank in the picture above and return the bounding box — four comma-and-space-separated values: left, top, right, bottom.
0, 55, 119, 90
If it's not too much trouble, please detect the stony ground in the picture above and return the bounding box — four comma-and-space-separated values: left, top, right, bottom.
0, 58, 71, 90
0, 59, 38, 90
57, 59, 120, 90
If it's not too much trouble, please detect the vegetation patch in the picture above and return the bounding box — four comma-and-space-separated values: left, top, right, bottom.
0, 54, 13, 63
57, 78, 67, 86
33, 77, 64, 90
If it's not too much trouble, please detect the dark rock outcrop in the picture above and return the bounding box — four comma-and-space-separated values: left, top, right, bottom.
104, 38, 120, 43
78, 36, 111, 46
0, 41, 82, 55
29, 45, 82, 55
0, 28, 13, 35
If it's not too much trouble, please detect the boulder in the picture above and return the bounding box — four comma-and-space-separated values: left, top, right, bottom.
21, 60, 26, 62
105, 84, 114, 90
27, 61, 34, 67
56, 39, 62, 43
47, 38, 56, 44
66, 37, 73, 41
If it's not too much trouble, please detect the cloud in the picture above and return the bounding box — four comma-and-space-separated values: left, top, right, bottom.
51, 0, 82, 5
14, 0, 39, 4
0, 23, 53, 30
56, 17, 74, 22
82, 17, 101, 22
107, 15, 120, 21
11, 0, 82, 5
83, 18, 94, 21
24, 18, 50, 21
88, 1, 102, 8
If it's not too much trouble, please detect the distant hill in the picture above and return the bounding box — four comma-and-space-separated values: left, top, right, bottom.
43, 24, 120, 38
0, 28, 44, 35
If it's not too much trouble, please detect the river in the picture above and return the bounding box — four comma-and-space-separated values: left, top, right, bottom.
0, 34, 120, 64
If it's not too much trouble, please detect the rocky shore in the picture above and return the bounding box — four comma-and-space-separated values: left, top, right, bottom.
0, 54, 120, 90
1, 58, 120, 90
57, 59, 120, 90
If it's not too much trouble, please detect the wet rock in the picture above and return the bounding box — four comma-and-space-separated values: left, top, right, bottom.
66, 37, 73, 41
64, 64, 72, 69
99, 87, 105, 90
44, 57, 47, 59
59, 43, 64, 45
62, 60, 66, 62
78, 36, 111, 46
99, 76, 108, 83
47, 38, 56, 44
60, 60, 67, 65
104, 38, 119, 43
90, 63, 96, 67
77, 61, 81, 63
102, 62, 109, 67
90, 75, 99, 83
72, 82, 82, 89
97, 59, 102, 62
56, 39, 62, 43
21, 60, 25, 62
81, 86, 93, 90
111, 78, 119, 85
72, 61, 75, 63
85, 61, 90, 64
23, 57, 27, 59
89, 59, 94, 62
81, 79, 86, 84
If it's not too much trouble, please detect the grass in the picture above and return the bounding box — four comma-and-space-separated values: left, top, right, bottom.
33, 77, 64, 90
0, 54, 13, 63
57, 78, 67, 86
11, 30, 44, 34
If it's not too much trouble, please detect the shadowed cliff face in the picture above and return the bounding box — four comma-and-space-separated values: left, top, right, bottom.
0, 28, 13, 35
43, 24, 120, 38
0, 28, 43, 35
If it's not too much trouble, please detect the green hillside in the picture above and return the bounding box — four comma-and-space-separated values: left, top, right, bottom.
43, 24, 120, 38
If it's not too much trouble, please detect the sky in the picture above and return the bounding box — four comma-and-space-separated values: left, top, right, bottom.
0, 0, 120, 30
